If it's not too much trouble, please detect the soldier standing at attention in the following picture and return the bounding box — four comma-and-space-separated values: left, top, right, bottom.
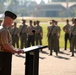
27, 20, 35, 47
70, 19, 76, 57
48, 20, 59, 56
55, 21, 61, 52
0, 11, 24, 75
11, 22, 19, 48
19, 19, 28, 49
47, 21, 52, 50
35, 21, 43, 45
63, 19, 71, 50
33, 21, 37, 45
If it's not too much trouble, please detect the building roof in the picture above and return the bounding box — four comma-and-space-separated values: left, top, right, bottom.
36, 4, 65, 10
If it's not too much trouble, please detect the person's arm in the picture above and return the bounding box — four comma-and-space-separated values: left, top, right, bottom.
3, 44, 22, 53
1, 30, 24, 53
41, 27, 43, 39
63, 26, 66, 32
58, 26, 61, 38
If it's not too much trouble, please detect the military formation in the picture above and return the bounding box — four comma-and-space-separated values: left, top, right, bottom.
47, 19, 76, 57
0, 12, 76, 57
6, 18, 76, 57
8, 19, 43, 49
0, 15, 76, 57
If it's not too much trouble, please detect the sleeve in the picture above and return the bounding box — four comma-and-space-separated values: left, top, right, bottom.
1, 30, 9, 45
47, 27, 49, 37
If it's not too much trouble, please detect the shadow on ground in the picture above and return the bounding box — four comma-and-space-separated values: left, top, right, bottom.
54, 55, 70, 60
39, 56, 46, 59
59, 51, 70, 55
40, 50, 49, 55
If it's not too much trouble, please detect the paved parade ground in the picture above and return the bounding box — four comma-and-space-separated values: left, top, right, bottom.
12, 48, 76, 75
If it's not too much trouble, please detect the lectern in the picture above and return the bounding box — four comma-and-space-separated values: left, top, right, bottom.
23, 45, 47, 75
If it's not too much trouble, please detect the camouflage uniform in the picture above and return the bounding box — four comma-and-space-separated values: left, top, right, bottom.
11, 23, 19, 48
0, 10, 23, 75
56, 23, 61, 52
47, 25, 51, 50
35, 21, 43, 45
63, 21, 71, 50
27, 25, 35, 47
19, 22, 28, 49
48, 23, 59, 56
70, 23, 76, 56
0, 26, 12, 75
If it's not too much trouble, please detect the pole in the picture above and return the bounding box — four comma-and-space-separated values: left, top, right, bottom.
66, 0, 69, 17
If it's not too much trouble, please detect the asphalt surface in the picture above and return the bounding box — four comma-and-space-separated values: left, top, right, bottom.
12, 48, 76, 75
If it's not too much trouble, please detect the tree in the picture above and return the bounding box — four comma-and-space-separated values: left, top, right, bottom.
0, 0, 6, 13
7, 0, 19, 13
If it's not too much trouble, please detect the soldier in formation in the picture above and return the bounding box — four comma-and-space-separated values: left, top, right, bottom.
19, 19, 28, 49
55, 21, 61, 52
47, 20, 59, 56
70, 19, 76, 56
35, 21, 43, 45
63, 19, 71, 50
33, 21, 37, 45
26, 20, 35, 47
11, 22, 19, 48
47, 21, 52, 50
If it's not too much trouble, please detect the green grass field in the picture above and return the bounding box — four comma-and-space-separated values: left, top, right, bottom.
41, 22, 70, 48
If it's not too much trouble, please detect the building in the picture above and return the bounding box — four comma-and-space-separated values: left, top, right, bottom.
33, 4, 65, 17
28, 0, 76, 17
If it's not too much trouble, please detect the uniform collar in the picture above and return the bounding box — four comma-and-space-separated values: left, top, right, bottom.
3, 25, 8, 30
